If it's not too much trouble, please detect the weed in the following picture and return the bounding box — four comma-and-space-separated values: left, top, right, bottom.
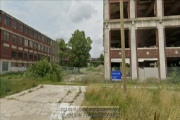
0, 76, 37, 98
67, 90, 71, 95
83, 85, 180, 120
28, 90, 32, 93
40, 84, 44, 88
19, 93, 26, 96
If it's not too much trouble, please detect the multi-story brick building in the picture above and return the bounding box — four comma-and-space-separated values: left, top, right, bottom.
0, 10, 58, 74
103, 0, 180, 80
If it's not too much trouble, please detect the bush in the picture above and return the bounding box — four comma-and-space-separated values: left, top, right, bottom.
169, 67, 180, 84
24, 59, 62, 82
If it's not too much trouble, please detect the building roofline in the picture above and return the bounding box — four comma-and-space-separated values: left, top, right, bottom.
0, 9, 54, 41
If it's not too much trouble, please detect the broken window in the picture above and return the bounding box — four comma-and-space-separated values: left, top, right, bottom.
110, 30, 130, 49
164, 0, 180, 16
165, 27, 180, 47
137, 28, 157, 48
110, 2, 129, 19
136, 0, 156, 18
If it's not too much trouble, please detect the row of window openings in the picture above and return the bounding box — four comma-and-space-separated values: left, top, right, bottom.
11, 52, 41, 60
3, 31, 52, 52
2, 62, 30, 71
110, 1, 180, 19
2, 15, 52, 45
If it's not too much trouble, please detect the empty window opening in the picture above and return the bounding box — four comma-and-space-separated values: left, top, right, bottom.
167, 57, 180, 77
18, 52, 23, 60
165, 27, 180, 47
164, 0, 180, 16
29, 54, 33, 60
110, 2, 129, 19
167, 58, 180, 67
139, 60, 158, 68
137, 28, 157, 48
34, 55, 37, 61
110, 30, 130, 49
2, 62, 8, 71
24, 53, 28, 60
11, 62, 17, 67
11, 51, 16, 59
111, 62, 131, 77
136, 0, 156, 18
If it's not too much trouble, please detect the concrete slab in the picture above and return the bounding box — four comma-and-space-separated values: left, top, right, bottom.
0, 85, 89, 120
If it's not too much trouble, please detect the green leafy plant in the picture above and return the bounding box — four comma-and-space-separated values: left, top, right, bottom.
169, 65, 180, 84
24, 59, 62, 82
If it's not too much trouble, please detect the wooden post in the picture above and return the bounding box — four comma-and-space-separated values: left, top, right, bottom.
120, 0, 127, 94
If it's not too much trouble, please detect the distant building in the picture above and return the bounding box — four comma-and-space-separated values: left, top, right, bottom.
103, 0, 180, 80
0, 10, 58, 74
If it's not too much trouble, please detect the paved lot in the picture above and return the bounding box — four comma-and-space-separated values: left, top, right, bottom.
0, 85, 89, 120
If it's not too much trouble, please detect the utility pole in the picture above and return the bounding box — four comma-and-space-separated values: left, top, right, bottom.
120, 0, 126, 94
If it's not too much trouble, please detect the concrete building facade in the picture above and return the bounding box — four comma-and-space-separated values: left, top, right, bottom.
0, 10, 59, 74
103, 0, 180, 80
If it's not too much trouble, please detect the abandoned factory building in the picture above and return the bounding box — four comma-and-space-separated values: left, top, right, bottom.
103, 0, 180, 80
0, 10, 59, 74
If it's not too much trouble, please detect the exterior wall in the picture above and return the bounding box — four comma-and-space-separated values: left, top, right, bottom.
139, 68, 159, 81
0, 10, 58, 74
104, 0, 180, 80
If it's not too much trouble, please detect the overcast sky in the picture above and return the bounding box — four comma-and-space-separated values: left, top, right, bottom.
0, 0, 103, 58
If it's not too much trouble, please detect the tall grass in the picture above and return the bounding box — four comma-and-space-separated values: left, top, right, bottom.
0, 76, 37, 98
83, 85, 180, 120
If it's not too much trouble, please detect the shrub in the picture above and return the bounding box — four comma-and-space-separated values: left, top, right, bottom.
24, 59, 62, 82
169, 66, 180, 84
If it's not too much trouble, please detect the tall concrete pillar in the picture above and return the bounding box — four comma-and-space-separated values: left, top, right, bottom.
157, 0, 166, 79
104, 0, 111, 80
130, 0, 135, 18
130, 26, 138, 79
157, 0, 163, 17
130, 0, 138, 79
158, 24, 166, 79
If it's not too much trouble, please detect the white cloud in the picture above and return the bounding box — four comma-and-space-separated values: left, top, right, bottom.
0, 0, 103, 58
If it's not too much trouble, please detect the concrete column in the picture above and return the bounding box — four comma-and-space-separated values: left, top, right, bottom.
130, 0, 138, 79
130, 26, 138, 79
130, 0, 135, 19
104, 0, 111, 80
104, 28, 110, 80
158, 24, 166, 79
157, 0, 163, 17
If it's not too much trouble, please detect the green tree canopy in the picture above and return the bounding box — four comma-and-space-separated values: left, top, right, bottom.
56, 38, 67, 66
99, 53, 104, 61
68, 30, 92, 67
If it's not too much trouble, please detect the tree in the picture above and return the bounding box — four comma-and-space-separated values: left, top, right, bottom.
56, 38, 67, 66
99, 53, 104, 62
68, 30, 92, 69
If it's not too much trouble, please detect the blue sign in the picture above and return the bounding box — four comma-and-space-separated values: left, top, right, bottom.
112, 70, 122, 81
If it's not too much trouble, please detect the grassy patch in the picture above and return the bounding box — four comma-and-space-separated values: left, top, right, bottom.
83, 85, 180, 120
0, 75, 37, 98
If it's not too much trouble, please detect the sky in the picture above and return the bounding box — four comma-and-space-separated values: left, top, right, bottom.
0, 0, 103, 58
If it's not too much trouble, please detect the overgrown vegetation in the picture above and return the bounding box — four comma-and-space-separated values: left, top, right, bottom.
168, 66, 180, 84
24, 59, 62, 82
83, 85, 180, 120
0, 74, 37, 98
